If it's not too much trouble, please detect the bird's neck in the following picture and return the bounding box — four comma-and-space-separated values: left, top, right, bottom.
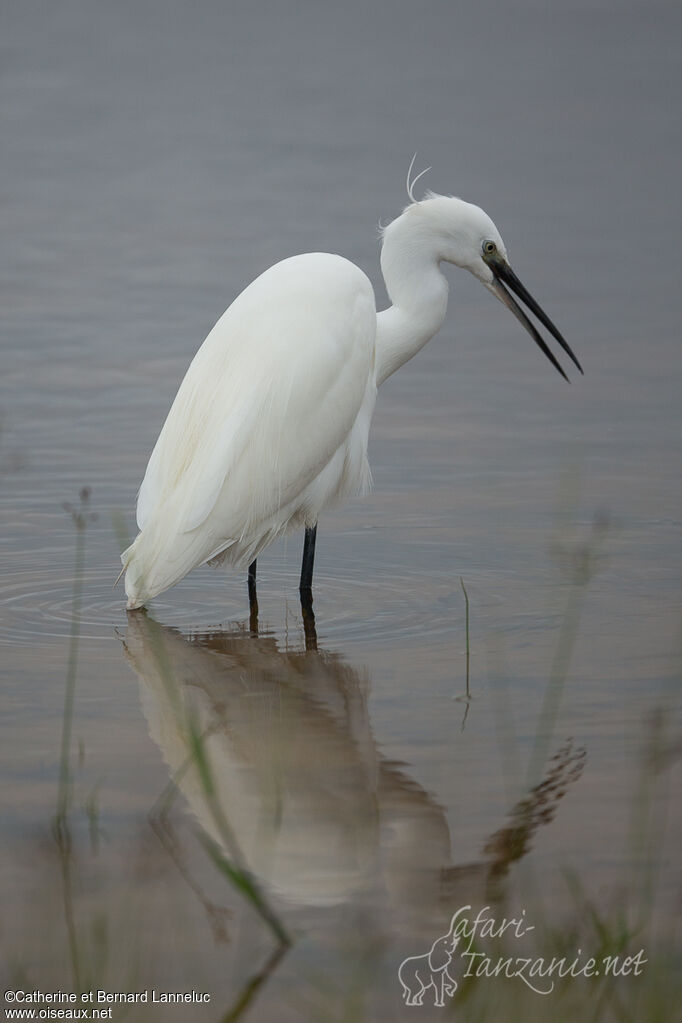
375, 229, 449, 386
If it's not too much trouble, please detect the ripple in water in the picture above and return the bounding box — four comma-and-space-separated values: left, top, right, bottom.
0, 544, 498, 650
1, 476, 503, 648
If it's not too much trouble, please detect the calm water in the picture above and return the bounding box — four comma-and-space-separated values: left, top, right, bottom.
1, 1, 680, 1020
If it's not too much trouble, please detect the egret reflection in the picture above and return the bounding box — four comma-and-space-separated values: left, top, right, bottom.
122, 613, 585, 921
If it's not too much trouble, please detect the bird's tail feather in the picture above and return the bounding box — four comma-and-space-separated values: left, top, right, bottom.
121, 523, 224, 609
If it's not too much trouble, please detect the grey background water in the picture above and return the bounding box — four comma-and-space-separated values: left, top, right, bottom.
1, 1, 680, 1020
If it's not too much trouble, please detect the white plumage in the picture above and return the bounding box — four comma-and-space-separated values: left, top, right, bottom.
124, 253, 376, 607
123, 189, 580, 609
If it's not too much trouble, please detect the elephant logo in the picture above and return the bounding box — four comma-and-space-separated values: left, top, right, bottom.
398, 913, 461, 1007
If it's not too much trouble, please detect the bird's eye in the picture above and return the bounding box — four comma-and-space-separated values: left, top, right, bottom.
483, 240, 497, 256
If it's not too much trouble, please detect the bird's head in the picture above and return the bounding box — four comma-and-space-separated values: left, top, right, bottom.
410, 193, 508, 278
392, 193, 583, 381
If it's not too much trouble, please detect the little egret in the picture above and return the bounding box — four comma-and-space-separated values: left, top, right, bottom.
122, 176, 581, 611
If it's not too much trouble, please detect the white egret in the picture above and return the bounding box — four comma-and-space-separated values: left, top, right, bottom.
121, 173, 581, 611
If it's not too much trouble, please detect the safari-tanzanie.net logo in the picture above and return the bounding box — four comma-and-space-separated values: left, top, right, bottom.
397, 905, 647, 1007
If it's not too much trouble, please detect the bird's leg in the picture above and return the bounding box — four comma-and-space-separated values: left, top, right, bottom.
301, 599, 318, 651
299, 525, 317, 595
300, 525, 318, 651
247, 559, 258, 634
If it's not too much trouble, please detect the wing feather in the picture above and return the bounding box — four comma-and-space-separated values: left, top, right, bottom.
135, 253, 376, 553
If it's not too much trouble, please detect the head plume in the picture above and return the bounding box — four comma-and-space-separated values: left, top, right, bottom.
406, 153, 432, 204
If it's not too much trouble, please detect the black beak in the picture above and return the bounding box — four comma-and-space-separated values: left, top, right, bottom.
487, 259, 583, 382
